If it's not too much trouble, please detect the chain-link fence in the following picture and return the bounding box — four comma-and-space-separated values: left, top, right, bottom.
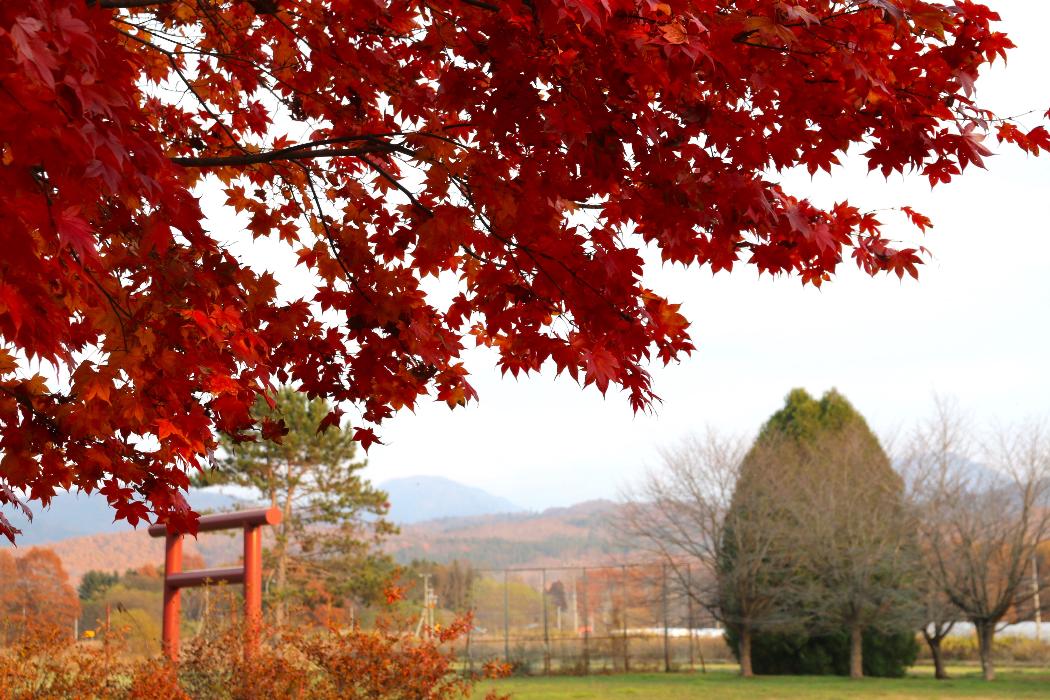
459, 563, 729, 675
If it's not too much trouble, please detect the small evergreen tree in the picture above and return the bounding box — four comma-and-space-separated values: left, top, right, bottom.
77, 570, 120, 601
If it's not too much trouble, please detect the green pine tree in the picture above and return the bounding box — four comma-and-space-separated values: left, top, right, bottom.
197, 387, 396, 623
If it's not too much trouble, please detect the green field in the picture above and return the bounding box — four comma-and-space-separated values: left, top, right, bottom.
479, 667, 1050, 699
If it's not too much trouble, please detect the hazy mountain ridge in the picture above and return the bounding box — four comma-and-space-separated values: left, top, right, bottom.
18, 529, 244, 584
1, 488, 243, 547
896, 452, 1011, 491
378, 475, 523, 523
4, 474, 526, 547
384, 499, 631, 568
12, 498, 629, 582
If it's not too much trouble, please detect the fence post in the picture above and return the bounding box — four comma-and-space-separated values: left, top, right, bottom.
662, 563, 670, 673
466, 574, 476, 674
686, 563, 695, 671
503, 569, 510, 664
621, 565, 629, 673
542, 568, 551, 674
581, 568, 590, 675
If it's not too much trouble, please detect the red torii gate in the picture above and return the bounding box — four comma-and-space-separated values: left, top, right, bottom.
148, 507, 282, 661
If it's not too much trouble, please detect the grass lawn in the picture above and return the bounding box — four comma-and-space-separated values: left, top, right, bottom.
478, 666, 1050, 699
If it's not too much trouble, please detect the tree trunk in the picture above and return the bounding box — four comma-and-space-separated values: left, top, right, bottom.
274, 536, 287, 625
976, 620, 996, 681
198, 584, 211, 639
273, 493, 293, 626
924, 633, 948, 680
738, 627, 754, 678
849, 622, 864, 679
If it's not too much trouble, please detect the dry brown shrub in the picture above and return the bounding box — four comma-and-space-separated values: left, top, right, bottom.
0, 610, 508, 699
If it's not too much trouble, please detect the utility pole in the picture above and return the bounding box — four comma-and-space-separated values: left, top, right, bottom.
621, 565, 629, 672
415, 573, 437, 637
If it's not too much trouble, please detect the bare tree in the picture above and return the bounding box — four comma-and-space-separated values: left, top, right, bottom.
896, 398, 971, 680
905, 399, 1050, 681
620, 431, 799, 677
916, 577, 960, 680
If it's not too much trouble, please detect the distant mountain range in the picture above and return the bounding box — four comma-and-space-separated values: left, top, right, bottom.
1, 487, 242, 547
5, 498, 629, 583
21, 527, 245, 584
1, 475, 522, 546
896, 453, 1009, 491
378, 476, 522, 523
386, 499, 630, 568
1, 476, 583, 580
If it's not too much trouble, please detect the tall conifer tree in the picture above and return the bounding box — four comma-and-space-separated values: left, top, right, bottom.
724, 389, 920, 678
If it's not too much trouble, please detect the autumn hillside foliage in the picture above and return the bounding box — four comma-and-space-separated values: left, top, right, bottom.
2, 0, 1049, 540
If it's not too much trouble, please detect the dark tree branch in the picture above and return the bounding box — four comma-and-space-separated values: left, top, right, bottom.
96, 0, 176, 8
458, 0, 500, 11
358, 154, 433, 216
172, 144, 395, 167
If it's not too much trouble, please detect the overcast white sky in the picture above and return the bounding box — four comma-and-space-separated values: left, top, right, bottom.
206, 2, 1050, 510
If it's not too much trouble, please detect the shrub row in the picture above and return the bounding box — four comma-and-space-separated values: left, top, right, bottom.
915, 635, 1050, 665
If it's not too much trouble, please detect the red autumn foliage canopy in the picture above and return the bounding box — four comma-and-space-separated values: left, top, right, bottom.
0, 0, 1045, 541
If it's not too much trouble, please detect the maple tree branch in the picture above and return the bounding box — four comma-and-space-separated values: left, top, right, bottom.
457, 0, 500, 11
359, 155, 433, 216
0, 385, 65, 440
303, 175, 351, 278
114, 18, 324, 128
437, 172, 587, 320
95, 0, 175, 8
172, 144, 396, 167
413, 130, 477, 153
453, 173, 633, 324
70, 252, 135, 352
30, 169, 135, 350
116, 28, 253, 158
460, 245, 502, 268
299, 167, 379, 309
